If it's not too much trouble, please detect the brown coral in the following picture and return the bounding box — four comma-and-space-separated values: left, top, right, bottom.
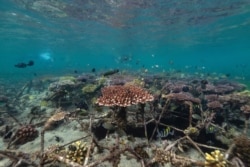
207, 101, 223, 110
240, 105, 250, 115
44, 108, 68, 130
96, 85, 154, 107
204, 94, 219, 102
10, 124, 38, 145
234, 135, 250, 165
162, 92, 201, 104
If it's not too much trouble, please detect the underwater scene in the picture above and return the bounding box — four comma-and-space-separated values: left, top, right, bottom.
1, 0, 250, 167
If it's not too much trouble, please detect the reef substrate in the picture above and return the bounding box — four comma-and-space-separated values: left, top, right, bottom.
0, 71, 250, 167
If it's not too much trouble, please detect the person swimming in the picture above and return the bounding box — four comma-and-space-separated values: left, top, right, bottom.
14, 60, 34, 68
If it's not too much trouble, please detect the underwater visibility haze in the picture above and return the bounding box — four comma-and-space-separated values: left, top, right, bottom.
1, 0, 250, 167
0, 0, 250, 78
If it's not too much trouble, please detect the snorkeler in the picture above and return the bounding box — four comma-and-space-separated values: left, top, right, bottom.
14, 60, 34, 68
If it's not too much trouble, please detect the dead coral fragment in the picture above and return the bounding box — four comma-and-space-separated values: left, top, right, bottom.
205, 150, 226, 167
96, 85, 154, 107
44, 109, 68, 130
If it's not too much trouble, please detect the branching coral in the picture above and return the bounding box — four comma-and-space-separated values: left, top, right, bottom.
151, 147, 204, 167
205, 150, 226, 167
66, 140, 88, 165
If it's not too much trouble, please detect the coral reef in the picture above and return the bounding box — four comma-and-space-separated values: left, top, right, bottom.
1, 71, 250, 167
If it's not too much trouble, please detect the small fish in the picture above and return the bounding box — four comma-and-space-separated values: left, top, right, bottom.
157, 126, 174, 138
206, 140, 214, 146
206, 125, 216, 134
192, 114, 202, 120
91, 68, 96, 73
75, 100, 89, 110
103, 69, 119, 77
191, 80, 199, 84
102, 122, 116, 130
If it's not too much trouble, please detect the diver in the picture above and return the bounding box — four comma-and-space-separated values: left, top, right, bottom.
14, 60, 34, 68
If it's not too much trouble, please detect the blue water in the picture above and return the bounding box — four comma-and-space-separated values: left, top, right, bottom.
1, 0, 250, 81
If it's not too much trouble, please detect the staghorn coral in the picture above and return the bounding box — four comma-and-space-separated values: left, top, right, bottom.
151, 147, 204, 167
96, 85, 154, 107
205, 150, 226, 167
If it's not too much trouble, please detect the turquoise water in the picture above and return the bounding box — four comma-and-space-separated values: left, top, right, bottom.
1, 0, 250, 80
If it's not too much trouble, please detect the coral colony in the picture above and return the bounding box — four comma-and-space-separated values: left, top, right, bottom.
1, 71, 250, 167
